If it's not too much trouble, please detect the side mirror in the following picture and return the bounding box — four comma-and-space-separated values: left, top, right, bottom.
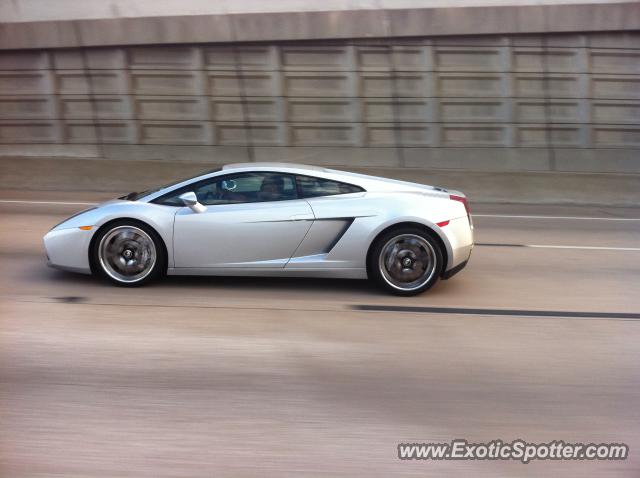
179, 191, 207, 213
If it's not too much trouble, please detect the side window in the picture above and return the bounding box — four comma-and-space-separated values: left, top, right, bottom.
154, 172, 298, 206
296, 175, 365, 198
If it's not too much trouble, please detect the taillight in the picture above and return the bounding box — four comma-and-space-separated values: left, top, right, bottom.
450, 194, 471, 217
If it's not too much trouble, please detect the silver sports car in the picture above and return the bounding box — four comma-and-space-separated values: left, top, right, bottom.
44, 163, 473, 295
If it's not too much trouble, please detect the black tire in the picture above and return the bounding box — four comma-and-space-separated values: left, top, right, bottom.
90, 219, 166, 287
368, 226, 444, 296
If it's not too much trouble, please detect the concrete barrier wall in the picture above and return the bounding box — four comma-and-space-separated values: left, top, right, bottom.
0, 31, 639, 175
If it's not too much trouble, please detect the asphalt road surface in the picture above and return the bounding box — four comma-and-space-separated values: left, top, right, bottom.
1, 193, 639, 477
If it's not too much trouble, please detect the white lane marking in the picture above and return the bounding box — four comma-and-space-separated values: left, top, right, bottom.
0, 199, 97, 206
527, 244, 640, 251
479, 243, 640, 251
474, 214, 640, 221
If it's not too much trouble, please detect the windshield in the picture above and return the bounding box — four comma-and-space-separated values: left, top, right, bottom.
120, 168, 221, 201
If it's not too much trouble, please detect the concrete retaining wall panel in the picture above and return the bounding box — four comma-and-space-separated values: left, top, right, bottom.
0, 30, 638, 175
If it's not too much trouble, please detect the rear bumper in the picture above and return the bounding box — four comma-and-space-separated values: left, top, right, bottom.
442, 258, 469, 279
440, 215, 473, 276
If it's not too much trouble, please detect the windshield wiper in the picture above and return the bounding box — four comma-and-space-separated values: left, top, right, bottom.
119, 192, 140, 200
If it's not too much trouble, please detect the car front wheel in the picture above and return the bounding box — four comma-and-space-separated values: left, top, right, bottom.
369, 226, 444, 296
92, 220, 165, 286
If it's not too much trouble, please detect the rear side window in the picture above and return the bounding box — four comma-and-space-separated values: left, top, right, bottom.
296, 175, 364, 198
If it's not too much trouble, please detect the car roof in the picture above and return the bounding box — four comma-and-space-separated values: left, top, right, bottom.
223, 162, 328, 173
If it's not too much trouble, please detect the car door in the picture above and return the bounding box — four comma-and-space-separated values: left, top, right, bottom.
172, 172, 314, 269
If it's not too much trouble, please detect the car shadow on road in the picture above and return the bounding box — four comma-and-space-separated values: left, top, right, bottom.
161, 274, 379, 296
43, 266, 381, 297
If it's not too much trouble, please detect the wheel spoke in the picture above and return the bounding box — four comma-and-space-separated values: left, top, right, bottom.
384, 243, 401, 271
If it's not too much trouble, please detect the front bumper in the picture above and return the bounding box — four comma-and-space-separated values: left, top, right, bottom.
43, 227, 93, 274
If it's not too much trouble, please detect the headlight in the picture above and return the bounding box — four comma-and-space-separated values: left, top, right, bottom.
50, 207, 97, 231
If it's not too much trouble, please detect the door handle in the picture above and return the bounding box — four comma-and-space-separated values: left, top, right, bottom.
290, 214, 314, 221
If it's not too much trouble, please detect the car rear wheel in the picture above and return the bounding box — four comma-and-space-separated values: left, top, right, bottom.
92, 220, 165, 286
368, 226, 444, 296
